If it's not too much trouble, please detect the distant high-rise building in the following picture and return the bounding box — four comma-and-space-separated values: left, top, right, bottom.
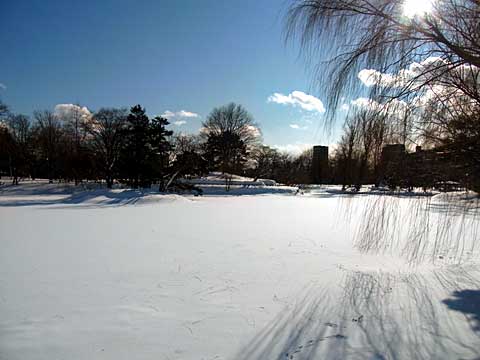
312, 145, 329, 184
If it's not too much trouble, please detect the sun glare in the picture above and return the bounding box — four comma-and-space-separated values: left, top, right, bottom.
403, 0, 434, 18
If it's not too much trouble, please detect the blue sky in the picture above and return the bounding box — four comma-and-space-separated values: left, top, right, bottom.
0, 0, 343, 152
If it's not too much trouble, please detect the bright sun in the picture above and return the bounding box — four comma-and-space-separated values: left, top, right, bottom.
403, 0, 434, 18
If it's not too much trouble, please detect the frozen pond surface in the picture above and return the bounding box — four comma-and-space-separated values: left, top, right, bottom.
1, 183, 479, 359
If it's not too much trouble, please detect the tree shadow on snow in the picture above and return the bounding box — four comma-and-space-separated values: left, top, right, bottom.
234, 266, 480, 360
443, 289, 480, 333
0, 183, 297, 208
333, 194, 480, 265
0, 188, 158, 208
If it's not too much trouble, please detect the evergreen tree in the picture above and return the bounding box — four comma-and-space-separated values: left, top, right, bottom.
149, 115, 173, 191
0, 100, 8, 119
172, 150, 208, 179
124, 105, 150, 188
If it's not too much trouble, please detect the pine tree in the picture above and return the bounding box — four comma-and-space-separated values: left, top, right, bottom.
149, 116, 173, 191
124, 105, 150, 188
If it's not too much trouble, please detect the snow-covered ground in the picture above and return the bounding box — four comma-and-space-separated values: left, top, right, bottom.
0, 182, 479, 359
180, 172, 278, 186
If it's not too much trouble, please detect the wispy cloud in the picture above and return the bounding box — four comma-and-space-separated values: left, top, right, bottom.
289, 123, 308, 130
273, 143, 314, 155
268, 91, 325, 113
350, 97, 377, 109
161, 109, 200, 119
161, 110, 175, 119
0, 83, 6, 90
176, 110, 199, 118
161, 109, 200, 127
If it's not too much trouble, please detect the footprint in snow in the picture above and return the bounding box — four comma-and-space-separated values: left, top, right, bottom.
352, 315, 364, 323
285, 335, 347, 358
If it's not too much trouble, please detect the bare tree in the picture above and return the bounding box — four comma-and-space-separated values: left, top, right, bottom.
169, 134, 207, 183
56, 104, 91, 184
87, 108, 128, 188
172, 133, 202, 156
371, 113, 388, 185
286, 0, 480, 120
338, 116, 359, 190
355, 110, 375, 189
202, 103, 260, 189
248, 145, 279, 181
33, 110, 64, 183
202, 103, 261, 147
5, 114, 31, 184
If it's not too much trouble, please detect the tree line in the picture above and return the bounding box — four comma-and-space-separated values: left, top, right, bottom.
0, 101, 315, 189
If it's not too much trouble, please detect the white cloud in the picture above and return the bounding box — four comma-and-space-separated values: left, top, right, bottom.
268, 91, 325, 113
245, 125, 262, 138
0, 83, 6, 90
358, 57, 450, 89
355, 58, 480, 124
177, 110, 199, 118
289, 123, 308, 130
161, 110, 176, 119
161, 110, 199, 119
341, 103, 350, 111
350, 97, 377, 109
273, 143, 315, 155
54, 104, 92, 121
358, 69, 396, 87
350, 97, 410, 119
161, 109, 200, 127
